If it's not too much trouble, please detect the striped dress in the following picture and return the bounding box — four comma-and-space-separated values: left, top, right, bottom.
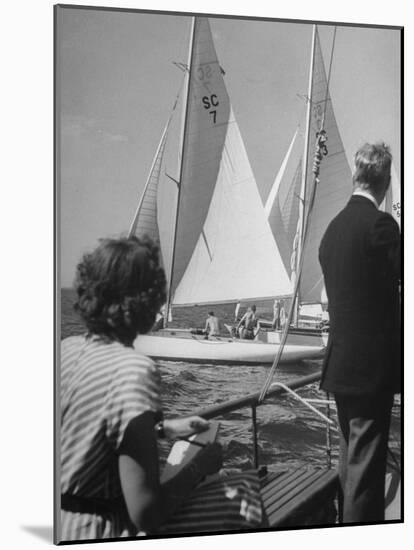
59, 335, 161, 542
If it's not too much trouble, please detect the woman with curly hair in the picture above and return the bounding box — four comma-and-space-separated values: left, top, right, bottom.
59, 236, 222, 541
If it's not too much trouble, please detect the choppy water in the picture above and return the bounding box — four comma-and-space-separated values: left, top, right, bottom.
60, 288, 401, 472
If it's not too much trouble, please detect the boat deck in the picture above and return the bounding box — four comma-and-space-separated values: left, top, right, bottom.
260, 466, 401, 527
260, 467, 338, 527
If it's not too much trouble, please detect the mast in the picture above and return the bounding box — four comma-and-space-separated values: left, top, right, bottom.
164, 17, 196, 327
292, 24, 316, 327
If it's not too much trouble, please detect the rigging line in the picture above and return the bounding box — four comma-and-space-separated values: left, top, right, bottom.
292, 25, 317, 326
260, 27, 335, 403
258, 152, 322, 404
259, 26, 317, 403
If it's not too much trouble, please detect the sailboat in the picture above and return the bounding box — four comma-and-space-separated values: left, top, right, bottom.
130, 17, 325, 365
265, 26, 401, 336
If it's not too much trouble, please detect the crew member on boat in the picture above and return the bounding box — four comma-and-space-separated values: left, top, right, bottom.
152, 304, 166, 331
320, 305, 329, 329
319, 142, 400, 524
237, 305, 259, 339
272, 300, 286, 330
279, 300, 286, 329
204, 311, 220, 339
272, 299, 281, 330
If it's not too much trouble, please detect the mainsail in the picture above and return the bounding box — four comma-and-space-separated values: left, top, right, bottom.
169, 18, 231, 302
266, 26, 352, 304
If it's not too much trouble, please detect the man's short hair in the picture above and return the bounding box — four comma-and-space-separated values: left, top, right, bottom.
353, 142, 392, 191
208, 311, 214, 316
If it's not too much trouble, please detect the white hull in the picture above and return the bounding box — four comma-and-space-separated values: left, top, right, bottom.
134, 332, 325, 365
225, 322, 328, 348
258, 328, 328, 348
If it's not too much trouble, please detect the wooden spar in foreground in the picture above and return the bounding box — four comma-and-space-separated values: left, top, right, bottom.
185, 371, 400, 526
193, 372, 321, 419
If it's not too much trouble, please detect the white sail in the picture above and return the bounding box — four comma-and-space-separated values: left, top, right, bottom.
300, 28, 352, 303
173, 107, 292, 305
129, 82, 184, 270
128, 123, 169, 244
266, 128, 303, 279
130, 17, 291, 308
150, 17, 291, 307
265, 128, 300, 217
169, 18, 232, 301
266, 27, 352, 304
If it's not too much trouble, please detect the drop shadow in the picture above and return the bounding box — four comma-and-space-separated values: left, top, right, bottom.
21, 525, 53, 543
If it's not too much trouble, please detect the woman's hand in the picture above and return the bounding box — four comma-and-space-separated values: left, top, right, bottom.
163, 416, 210, 439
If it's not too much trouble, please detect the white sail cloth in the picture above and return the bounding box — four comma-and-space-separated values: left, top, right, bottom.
173, 108, 292, 305
266, 27, 352, 304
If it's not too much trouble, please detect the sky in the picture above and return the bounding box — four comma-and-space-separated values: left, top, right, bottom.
57, 6, 401, 287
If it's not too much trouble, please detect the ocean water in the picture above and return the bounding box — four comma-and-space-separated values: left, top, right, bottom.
60, 288, 401, 472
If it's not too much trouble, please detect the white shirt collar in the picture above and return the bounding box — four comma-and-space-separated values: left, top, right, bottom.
352, 189, 379, 209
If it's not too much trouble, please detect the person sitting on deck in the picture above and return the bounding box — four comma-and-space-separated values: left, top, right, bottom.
60, 235, 262, 542
204, 311, 220, 339
237, 305, 259, 340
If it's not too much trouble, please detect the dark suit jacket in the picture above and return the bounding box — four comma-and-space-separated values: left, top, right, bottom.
319, 195, 401, 395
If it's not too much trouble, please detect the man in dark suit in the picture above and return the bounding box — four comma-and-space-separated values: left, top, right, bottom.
319, 142, 400, 523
